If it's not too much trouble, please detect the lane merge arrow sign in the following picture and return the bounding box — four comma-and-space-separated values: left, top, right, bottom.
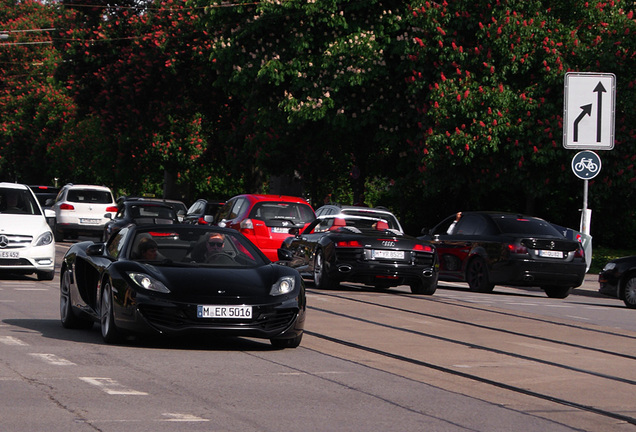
563, 72, 615, 150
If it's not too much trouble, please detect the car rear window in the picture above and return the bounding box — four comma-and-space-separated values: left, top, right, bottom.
250, 202, 315, 224
67, 189, 113, 204
343, 210, 401, 231
493, 216, 564, 237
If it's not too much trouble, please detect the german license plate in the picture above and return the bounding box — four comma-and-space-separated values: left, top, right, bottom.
373, 250, 405, 259
197, 305, 252, 319
79, 218, 101, 225
0, 250, 19, 258
271, 227, 290, 233
538, 250, 563, 258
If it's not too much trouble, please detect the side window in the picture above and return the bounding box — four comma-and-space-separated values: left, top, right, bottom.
215, 199, 234, 221
106, 227, 129, 258
454, 215, 486, 235
229, 198, 248, 219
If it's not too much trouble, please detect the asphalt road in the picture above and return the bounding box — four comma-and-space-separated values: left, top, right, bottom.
0, 241, 634, 431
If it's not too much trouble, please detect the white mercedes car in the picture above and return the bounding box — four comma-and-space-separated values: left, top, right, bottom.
0, 182, 55, 280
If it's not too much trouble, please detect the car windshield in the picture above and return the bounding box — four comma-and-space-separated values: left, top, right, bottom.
250, 202, 315, 224
342, 209, 401, 231
493, 216, 564, 237
67, 189, 112, 204
0, 188, 41, 215
130, 227, 265, 267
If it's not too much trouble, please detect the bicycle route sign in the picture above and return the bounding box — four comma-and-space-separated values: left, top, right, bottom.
563, 72, 615, 150
571, 150, 601, 180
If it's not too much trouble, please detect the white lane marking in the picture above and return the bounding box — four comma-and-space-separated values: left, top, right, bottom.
162, 413, 209, 422
0, 336, 28, 346
566, 315, 591, 321
15, 288, 48, 291
505, 302, 537, 306
30, 353, 76, 366
545, 304, 572, 308
79, 377, 148, 395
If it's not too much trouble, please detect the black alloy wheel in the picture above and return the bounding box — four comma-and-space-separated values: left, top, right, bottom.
313, 250, 336, 290
60, 270, 93, 329
622, 276, 636, 309
100, 281, 121, 343
466, 257, 495, 293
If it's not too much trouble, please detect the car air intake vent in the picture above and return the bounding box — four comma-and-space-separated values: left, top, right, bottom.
412, 251, 436, 266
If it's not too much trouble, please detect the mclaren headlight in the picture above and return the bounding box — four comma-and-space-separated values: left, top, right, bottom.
270, 276, 295, 296
127, 272, 170, 293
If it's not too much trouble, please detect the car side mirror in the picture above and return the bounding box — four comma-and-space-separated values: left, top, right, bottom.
289, 227, 300, 236
86, 243, 105, 256
277, 248, 293, 261
104, 213, 113, 219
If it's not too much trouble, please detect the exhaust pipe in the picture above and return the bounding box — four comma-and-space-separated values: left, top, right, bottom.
523, 274, 534, 282
338, 265, 352, 273
422, 270, 434, 277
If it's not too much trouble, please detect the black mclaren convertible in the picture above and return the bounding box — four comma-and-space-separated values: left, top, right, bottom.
277, 215, 438, 294
59, 224, 306, 348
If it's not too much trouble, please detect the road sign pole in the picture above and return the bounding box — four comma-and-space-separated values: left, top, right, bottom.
580, 180, 591, 235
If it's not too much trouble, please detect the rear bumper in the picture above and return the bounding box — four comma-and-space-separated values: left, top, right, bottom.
327, 260, 437, 286
491, 259, 586, 288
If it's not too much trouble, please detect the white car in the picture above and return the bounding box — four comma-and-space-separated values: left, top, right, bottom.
0, 182, 56, 280
52, 184, 117, 241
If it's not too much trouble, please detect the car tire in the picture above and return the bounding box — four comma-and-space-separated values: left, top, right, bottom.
37, 270, 55, 281
622, 277, 636, 309
410, 278, 437, 295
466, 257, 495, 292
313, 250, 336, 290
60, 270, 93, 329
100, 281, 122, 343
543, 285, 571, 299
270, 333, 303, 349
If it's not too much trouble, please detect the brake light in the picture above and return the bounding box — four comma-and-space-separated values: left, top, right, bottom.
508, 243, 528, 254
336, 240, 362, 248
413, 244, 433, 253
106, 206, 118, 213
575, 245, 584, 258
59, 203, 74, 210
240, 219, 254, 230
197, 217, 208, 225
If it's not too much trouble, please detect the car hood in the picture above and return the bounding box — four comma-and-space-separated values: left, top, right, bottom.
0, 214, 51, 236
141, 263, 289, 301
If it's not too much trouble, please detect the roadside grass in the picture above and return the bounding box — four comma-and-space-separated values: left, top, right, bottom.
589, 246, 636, 274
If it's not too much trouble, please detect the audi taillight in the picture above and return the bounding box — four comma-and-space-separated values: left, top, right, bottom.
413, 244, 433, 253
59, 203, 74, 210
336, 240, 362, 248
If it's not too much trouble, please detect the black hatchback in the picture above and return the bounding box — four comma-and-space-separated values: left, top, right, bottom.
420, 212, 586, 298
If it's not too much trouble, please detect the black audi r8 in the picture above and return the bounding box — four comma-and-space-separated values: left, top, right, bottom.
59, 224, 306, 348
277, 215, 438, 294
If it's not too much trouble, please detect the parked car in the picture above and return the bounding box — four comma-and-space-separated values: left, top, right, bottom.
278, 214, 438, 294
28, 185, 59, 227
599, 257, 636, 308
116, 196, 188, 222
419, 211, 586, 298
103, 200, 179, 241
51, 184, 117, 242
0, 182, 55, 280
28, 185, 60, 208
59, 224, 306, 348
315, 204, 404, 232
215, 194, 315, 261
184, 199, 225, 225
